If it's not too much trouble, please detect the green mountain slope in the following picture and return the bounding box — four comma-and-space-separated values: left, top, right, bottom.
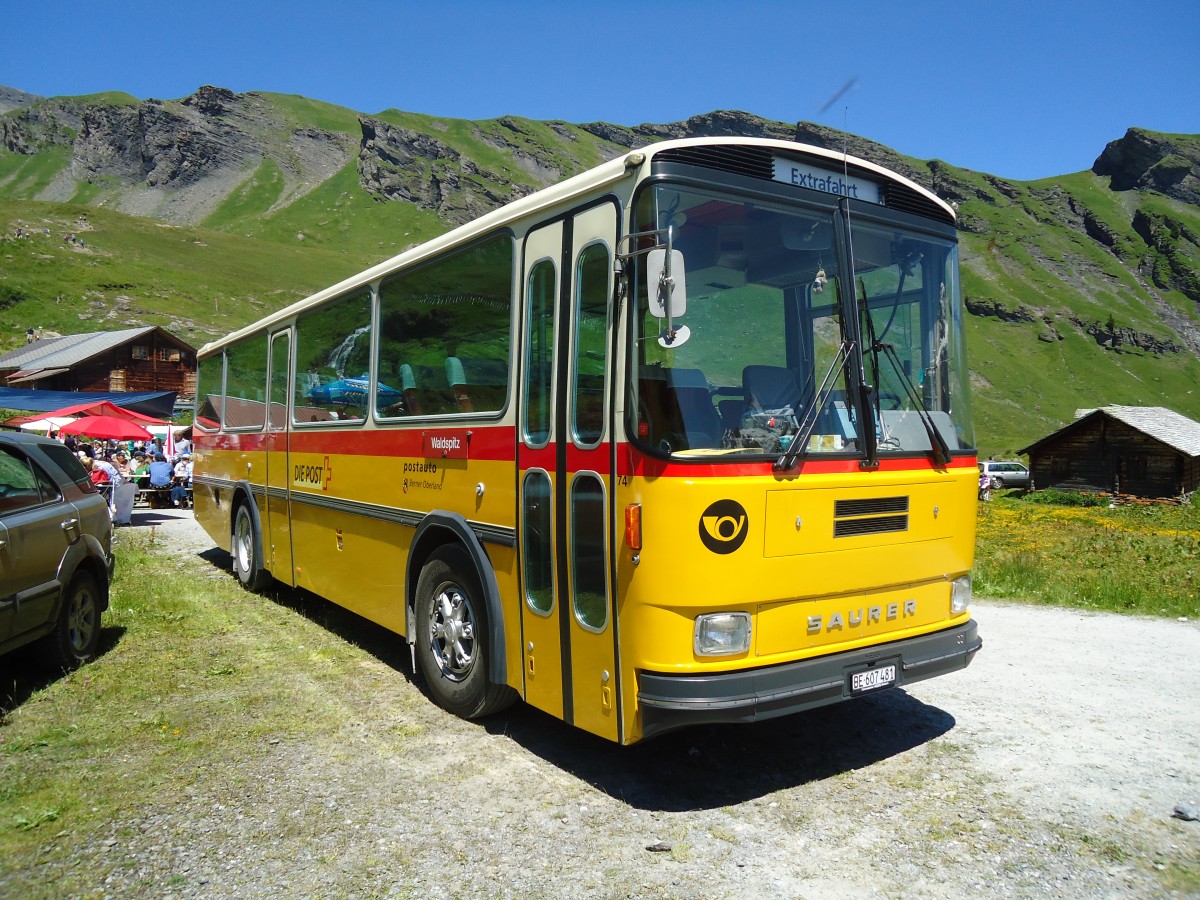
1, 86, 1198, 455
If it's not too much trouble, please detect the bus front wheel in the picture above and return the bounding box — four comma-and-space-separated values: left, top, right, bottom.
232, 502, 271, 591
415, 545, 514, 719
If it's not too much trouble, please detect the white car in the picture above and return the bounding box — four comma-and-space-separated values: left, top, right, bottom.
978, 460, 1030, 489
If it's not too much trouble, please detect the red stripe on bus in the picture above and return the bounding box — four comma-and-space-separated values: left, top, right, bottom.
616, 446, 978, 478
199, 426, 520, 459
197, 430, 974, 477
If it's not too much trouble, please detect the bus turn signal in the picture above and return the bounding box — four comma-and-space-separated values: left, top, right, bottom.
624, 503, 642, 551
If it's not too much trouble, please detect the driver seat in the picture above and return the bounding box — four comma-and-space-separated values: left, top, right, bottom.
743, 365, 802, 417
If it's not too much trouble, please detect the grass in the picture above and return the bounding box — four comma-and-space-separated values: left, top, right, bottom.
0, 198, 381, 352
973, 492, 1200, 617
0, 526, 421, 886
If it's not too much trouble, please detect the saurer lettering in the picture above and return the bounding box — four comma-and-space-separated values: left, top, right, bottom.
807, 599, 917, 634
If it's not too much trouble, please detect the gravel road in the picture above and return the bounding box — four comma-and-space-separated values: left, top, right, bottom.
39, 512, 1200, 897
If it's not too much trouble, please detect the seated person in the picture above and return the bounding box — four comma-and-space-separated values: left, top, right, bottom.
147, 453, 175, 508
148, 454, 173, 487
171, 455, 193, 509
112, 450, 133, 479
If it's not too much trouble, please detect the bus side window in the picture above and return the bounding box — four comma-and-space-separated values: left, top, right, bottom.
294, 289, 371, 424
377, 234, 514, 419
224, 334, 269, 429
572, 243, 610, 446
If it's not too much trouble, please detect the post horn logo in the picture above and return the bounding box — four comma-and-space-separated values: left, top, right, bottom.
699, 499, 749, 554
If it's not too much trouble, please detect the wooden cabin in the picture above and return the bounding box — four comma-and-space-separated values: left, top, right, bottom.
1020, 406, 1200, 499
0, 327, 196, 399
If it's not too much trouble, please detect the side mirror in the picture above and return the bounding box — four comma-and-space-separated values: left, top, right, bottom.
646, 248, 687, 318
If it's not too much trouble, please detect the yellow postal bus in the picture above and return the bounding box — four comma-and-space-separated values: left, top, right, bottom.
192, 136, 981, 744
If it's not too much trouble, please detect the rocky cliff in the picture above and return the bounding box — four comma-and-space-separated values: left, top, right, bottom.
1094, 128, 1200, 205
2, 86, 356, 221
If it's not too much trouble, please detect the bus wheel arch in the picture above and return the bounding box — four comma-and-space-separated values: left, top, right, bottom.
408, 514, 514, 717
230, 485, 271, 592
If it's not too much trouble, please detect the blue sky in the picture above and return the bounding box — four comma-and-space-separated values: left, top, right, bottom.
5, 0, 1197, 181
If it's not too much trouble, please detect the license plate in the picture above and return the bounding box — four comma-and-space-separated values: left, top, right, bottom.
850, 663, 897, 695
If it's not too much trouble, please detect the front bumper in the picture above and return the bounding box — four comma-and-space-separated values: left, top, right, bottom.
637, 619, 980, 740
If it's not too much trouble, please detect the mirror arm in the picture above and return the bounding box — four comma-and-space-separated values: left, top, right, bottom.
658, 225, 676, 342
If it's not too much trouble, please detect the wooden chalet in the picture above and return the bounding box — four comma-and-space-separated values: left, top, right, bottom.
0, 327, 196, 398
1020, 405, 1200, 499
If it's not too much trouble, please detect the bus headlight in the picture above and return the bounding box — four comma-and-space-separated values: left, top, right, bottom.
951, 575, 972, 614
694, 612, 751, 656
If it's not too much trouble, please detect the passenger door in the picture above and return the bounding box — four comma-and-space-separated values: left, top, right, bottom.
265, 330, 293, 584
517, 202, 620, 742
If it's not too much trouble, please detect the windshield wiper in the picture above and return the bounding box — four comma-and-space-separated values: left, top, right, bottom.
857, 276, 950, 466
774, 341, 852, 472
873, 339, 952, 466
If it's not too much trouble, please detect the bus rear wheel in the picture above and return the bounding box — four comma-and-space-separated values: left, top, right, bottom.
232, 502, 271, 591
415, 545, 514, 719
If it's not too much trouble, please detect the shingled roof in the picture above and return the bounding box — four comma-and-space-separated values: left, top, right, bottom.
0, 327, 160, 372
1044, 405, 1200, 458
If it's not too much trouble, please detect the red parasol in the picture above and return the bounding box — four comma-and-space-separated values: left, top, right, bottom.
58, 415, 153, 441
37, 400, 163, 424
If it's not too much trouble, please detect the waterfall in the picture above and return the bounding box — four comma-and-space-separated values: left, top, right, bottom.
329, 325, 370, 378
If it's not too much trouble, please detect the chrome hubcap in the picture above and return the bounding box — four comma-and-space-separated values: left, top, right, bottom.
428, 585, 476, 681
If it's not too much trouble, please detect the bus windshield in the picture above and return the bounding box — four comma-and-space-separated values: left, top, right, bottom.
631, 184, 973, 460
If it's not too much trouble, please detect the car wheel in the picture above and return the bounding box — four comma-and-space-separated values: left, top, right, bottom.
232, 502, 271, 591
42, 570, 103, 669
414, 545, 515, 719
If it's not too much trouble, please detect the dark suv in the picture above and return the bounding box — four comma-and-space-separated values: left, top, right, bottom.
0, 431, 114, 668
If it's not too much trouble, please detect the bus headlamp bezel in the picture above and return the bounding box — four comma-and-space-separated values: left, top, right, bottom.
694, 612, 752, 656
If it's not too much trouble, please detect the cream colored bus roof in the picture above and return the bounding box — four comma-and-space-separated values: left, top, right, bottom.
200, 136, 952, 355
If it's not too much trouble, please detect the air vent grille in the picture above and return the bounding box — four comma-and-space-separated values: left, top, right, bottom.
655, 145, 775, 180
834, 515, 909, 537
880, 182, 955, 224
653, 145, 955, 226
835, 496, 909, 517
833, 496, 909, 538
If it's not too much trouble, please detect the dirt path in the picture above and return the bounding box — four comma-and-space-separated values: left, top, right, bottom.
57, 512, 1200, 896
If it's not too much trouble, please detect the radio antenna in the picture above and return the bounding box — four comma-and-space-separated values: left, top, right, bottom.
842, 105, 850, 178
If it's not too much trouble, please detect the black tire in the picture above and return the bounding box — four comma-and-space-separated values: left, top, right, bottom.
232, 502, 271, 591
42, 569, 103, 669
414, 545, 515, 719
